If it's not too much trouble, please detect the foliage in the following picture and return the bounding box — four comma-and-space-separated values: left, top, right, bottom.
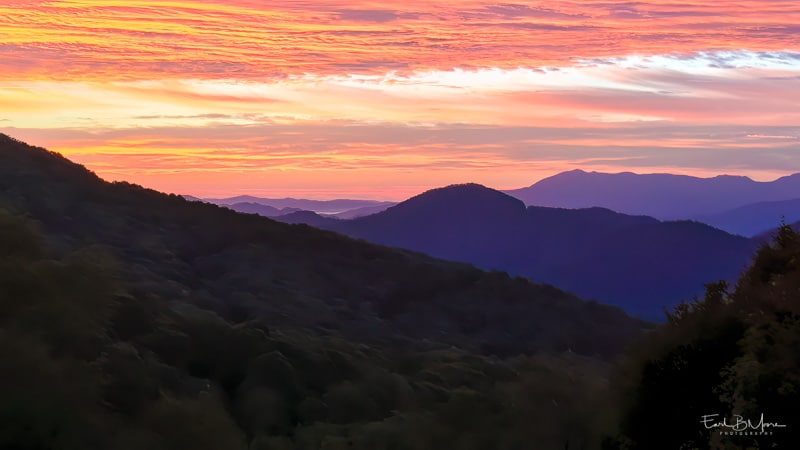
0, 133, 645, 359
0, 208, 626, 449
7, 133, 797, 449
0, 135, 651, 449
605, 224, 800, 449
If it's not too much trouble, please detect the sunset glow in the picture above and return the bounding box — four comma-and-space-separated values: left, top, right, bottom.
2, 1, 799, 198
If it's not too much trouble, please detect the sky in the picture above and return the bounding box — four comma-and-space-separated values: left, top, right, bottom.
1, 1, 799, 199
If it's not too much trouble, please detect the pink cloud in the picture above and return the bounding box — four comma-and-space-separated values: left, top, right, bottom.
1, 1, 799, 80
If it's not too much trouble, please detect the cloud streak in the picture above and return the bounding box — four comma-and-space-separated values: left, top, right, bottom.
2, 1, 800, 80
0, 2, 798, 197
4, 120, 798, 199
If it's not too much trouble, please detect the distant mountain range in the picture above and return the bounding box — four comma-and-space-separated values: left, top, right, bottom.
331, 202, 398, 219
203, 170, 800, 237
196, 195, 396, 217
504, 170, 800, 235
693, 198, 800, 236
180, 169, 796, 317
283, 184, 758, 320
224, 202, 302, 217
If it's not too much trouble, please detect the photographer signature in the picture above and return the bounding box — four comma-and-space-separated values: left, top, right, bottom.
701, 413, 787, 433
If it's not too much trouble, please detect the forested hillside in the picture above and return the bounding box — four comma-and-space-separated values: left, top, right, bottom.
0, 134, 646, 357
0, 134, 647, 449
603, 223, 800, 449
2, 134, 797, 449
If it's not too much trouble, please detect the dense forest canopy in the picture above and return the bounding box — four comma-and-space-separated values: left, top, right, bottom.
0, 134, 642, 449
1, 134, 797, 449
0, 134, 645, 358
604, 223, 800, 449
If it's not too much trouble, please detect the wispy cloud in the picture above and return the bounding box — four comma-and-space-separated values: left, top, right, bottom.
2, 1, 799, 80
5, 120, 798, 198
0, 1, 798, 197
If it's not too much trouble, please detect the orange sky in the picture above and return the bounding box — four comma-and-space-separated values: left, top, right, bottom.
1, 1, 799, 199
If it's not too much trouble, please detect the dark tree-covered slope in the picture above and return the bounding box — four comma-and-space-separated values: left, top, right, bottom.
604, 224, 800, 450
0, 134, 644, 357
0, 133, 654, 450
0, 204, 628, 450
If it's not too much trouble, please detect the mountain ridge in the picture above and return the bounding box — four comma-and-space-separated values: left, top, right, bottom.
276, 182, 760, 320
505, 169, 800, 220
0, 133, 645, 357
0, 133, 659, 449
692, 198, 800, 236
225, 202, 302, 217
202, 195, 395, 215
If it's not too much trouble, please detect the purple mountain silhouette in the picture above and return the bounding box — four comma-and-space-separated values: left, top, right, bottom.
692, 198, 800, 236
277, 210, 342, 227
505, 170, 800, 220
226, 202, 301, 217
204, 195, 392, 214
330, 202, 397, 219
287, 183, 757, 320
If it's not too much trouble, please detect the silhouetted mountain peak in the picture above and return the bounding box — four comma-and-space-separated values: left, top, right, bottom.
390, 183, 526, 218
705, 174, 756, 188
529, 169, 589, 185
560, 169, 590, 176
334, 184, 529, 264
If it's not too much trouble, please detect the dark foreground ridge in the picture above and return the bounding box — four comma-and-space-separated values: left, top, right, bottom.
0, 134, 646, 357
1, 133, 797, 450
0, 133, 648, 449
